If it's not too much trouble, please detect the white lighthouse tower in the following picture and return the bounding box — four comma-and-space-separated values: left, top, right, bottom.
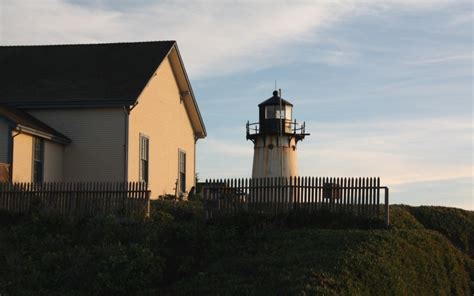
246, 90, 309, 178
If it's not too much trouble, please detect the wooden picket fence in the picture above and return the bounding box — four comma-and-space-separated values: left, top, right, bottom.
202, 177, 390, 226
0, 182, 150, 217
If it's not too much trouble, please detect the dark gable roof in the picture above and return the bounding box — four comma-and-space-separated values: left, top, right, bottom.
0, 41, 176, 107
0, 104, 71, 144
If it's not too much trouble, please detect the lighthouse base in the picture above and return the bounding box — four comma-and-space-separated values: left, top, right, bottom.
251, 135, 298, 178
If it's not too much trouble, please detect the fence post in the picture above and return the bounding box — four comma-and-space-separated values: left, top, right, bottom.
146, 189, 151, 218
385, 187, 390, 227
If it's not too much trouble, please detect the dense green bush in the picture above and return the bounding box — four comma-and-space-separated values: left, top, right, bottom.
0, 203, 472, 295
172, 225, 470, 295
407, 206, 474, 256
0, 198, 207, 295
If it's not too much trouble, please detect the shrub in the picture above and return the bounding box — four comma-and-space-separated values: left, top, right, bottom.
0, 203, 472, 295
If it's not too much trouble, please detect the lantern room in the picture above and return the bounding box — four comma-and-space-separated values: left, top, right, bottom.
257, 90, 293, 134
246, 90, 308, 143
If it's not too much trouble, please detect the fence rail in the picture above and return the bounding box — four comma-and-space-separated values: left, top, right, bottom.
0, 182, 150, 217
202, 177, 389, 226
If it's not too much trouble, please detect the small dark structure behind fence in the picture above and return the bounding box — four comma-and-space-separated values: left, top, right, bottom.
0, 182, 150, 217
202, 177, 389, 226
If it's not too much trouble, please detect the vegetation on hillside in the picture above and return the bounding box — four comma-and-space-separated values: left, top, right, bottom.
0, 199, 472, 295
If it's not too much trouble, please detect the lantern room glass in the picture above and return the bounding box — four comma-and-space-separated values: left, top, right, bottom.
265, 105, 292, 120
285, 106, 292, 120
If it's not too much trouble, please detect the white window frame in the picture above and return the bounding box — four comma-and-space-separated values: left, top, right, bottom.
178, 149, 186, 194
139, 134, 149, 183
32, 137, 44, 183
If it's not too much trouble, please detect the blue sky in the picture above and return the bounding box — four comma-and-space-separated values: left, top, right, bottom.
1, 0, 472, 209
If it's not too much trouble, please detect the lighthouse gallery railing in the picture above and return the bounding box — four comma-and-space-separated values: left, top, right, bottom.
246, 119, 307, 137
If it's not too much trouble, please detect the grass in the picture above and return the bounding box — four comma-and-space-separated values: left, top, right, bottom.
0, 200, 472, 295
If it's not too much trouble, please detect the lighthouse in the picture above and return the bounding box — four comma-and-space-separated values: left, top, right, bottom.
246, 90, 309, 178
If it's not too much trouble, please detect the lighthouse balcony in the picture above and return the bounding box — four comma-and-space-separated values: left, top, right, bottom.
246, 119, 309, 142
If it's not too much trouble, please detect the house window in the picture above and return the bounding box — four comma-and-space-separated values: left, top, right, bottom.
178, 150, 186, 194
139, 135, 149, 183
32, 137, 44, 183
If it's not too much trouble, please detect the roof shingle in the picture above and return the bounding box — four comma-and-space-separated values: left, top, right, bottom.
0, 41, 175, 107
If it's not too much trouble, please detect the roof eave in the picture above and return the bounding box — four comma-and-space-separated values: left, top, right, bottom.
2, 99, 136, 109
16, 124, 71, 145
258, 99, 293, 107
170, 44, 207, 138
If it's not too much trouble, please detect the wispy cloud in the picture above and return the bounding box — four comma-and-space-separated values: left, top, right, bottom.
448, 11, 474, 26
0, 0, 124, 43
393, 177, 472, 210
199, 138, 252, 158
403, 53, 472, 66
0, 0, 466, 78
299, 117, 472, 185
197, 137, 253, 179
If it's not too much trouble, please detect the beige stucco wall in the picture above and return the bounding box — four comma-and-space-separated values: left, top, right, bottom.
12, 133, 33, 182
0, 120, 10, 163
129, 56, 196, 198
27, 108, 126, 182
43, 141, 64, 182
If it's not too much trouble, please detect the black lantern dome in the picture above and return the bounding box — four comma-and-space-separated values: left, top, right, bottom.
258, 90, 293, 108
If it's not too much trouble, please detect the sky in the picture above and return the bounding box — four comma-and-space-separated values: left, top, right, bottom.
1, 0, 472, 209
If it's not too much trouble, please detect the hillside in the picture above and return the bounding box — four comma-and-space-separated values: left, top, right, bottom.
0, 201, 472, 295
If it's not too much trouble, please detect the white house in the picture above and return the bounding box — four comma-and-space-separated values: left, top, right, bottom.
0, 41, 206, 198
